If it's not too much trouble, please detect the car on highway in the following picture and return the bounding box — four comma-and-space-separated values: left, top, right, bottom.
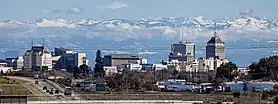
34, 74, 39, 79
55, 90, 59, 94
50, 88, 54, 92
35, 81, 39, 84
64, 87, 72, 96
43, 86, 47, 90
46, 90, 50, 93
49, 91, 54, 95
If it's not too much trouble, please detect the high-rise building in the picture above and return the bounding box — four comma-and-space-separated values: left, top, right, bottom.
23, 46, 52, 70
169, 41, 195, 61
206, 24, 225, 60
74, 53, 88, 67
53, 47, 88, 69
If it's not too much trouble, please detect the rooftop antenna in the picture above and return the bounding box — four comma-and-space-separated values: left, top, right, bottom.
42, 37, 45, 47
181, 32, 184, 41
214, 23, 217, 37
31, 38, 34, 47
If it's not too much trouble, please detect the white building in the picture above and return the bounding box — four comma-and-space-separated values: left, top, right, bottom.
237, 67, 250, 75
14, 57, 24, 70
198, 57, 229, 72
0, 67, 13, 74
128, 63, 142, 71
167, 57, 229, 72
38, 51, 52, 70
74, 53, 88, 67
103, 66, 118, 76
23, 46, 52, 70
140, 58, 148, 64
152, 63, 168, 71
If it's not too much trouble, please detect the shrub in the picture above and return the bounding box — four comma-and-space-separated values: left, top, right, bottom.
233, 92, 240, 98
274, 97, 278, 104
261, 93, 268, 99
216, 102, 222, 104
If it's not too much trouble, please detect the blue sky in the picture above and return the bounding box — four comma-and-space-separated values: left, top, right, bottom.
0, 0, 277, 21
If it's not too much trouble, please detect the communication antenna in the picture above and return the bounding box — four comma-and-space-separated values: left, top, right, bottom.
214, 23, 217, 37
42, 37, 45, 47
181, 32, 184, 41
31, 38, 34, 46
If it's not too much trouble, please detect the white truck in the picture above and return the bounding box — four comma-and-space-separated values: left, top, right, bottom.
34, 74, 39, 79
64, 87, 72, 96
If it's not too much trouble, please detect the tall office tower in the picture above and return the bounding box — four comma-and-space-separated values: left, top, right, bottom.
206, 23, 225, 60
169, 41, 195, 61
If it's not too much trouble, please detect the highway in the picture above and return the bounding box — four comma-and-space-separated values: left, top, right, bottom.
7, 76, 67, 100
44, 79, 82, 100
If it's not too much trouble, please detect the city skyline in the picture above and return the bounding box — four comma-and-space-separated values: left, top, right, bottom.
0, 0, 277, 21
1, 0, 278, 67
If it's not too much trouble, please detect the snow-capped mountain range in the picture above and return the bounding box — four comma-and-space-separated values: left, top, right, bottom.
1, 16, 278, 66
3, 16, 277, 29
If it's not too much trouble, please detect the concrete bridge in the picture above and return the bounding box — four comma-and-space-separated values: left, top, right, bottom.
28, 100, 204, 104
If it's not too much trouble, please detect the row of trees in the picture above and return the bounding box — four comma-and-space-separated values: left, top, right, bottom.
215, 55, 278, 82
249, 55, 278, 81
105, 69, 193, 92
94, 50, 105, 77
67, 50, 105, 79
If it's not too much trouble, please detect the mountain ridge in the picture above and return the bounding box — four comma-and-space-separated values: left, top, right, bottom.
1, 16, 278, 66
1, 16, 278, 29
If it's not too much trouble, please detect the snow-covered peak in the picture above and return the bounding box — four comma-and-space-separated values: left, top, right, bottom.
0, 16, 277, 31
35, 18, 76, 28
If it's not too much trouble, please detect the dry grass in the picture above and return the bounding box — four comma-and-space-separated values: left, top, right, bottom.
80, 92, 274, 104
0, 84, 27, 90
0, 77, 26, 84
0, 84, 33, 96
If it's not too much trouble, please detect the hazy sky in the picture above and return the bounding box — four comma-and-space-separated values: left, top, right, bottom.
0, 0, 277, 21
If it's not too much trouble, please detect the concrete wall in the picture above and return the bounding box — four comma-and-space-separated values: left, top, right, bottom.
28, 100, 203, 104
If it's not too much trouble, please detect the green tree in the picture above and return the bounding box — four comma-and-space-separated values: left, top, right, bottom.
249, 55, 278, 80
94, 50, 104, 77
216, 62, 238, 81
80, 64, 89, 74
0, 70, 3, 77
79, 64, 90, 78
274, 97, 278, 104
66, 65, 80, 79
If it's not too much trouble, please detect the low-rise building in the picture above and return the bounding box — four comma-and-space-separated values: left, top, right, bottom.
103, 66, 118, 76
4, 57, 24, 70
0, 60, 7, 67
198, 57, 229, 72
103, 54, 145, 66
5, 58, 17, 67
152, 63, 167, 71
0, 67, 13, 74
14, 57, 24, 70
237, 67, 250, 75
